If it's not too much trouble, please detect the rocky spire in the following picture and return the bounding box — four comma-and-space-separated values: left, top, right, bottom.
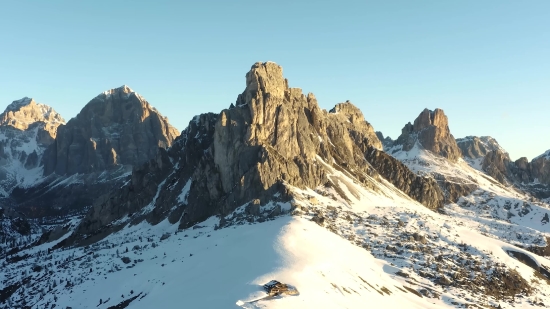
395, 108, 462, 162
42, 86, 180, 176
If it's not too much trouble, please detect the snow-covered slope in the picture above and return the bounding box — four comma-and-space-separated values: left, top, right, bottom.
3, 63, 550, 309
3, 154, 550, 309
388, 143, 550, 227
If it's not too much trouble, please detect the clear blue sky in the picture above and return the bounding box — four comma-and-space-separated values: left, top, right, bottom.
1, 1, 548, 160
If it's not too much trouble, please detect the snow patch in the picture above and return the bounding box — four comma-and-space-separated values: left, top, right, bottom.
177, 179, 192, 204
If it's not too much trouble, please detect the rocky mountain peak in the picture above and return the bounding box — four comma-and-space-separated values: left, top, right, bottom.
412, 108, 447, 132
1, 97, 65, 135
329, 102, 382, 149
394, 108, 461, 162
98, 85, 136, 99
235, 62, 381, 150
43, 86, 180, 176
0, 98, 65, 196
240, 62, 287, 105
67, 61, 445, 245
456, 136, 507, 159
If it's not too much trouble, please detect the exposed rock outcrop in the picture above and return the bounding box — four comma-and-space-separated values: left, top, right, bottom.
482, 149, 512, 184
66, 62, 445, 245
394, 108, 461, 162
43, 85, 179, 176
531, 151, 550, 185
329, 103, 382, 150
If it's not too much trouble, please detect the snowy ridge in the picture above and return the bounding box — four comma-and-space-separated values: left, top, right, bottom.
3, 97, 33, 113
456, 136, 508, 155
101, 85, 135, 96
96, 85, 152, 109
534, 149, 550, 160
99, 85, 138, 101
3, 147, 550, 308
387, 143, 550, 232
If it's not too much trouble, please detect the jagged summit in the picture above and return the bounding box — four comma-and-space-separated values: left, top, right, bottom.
392, 108, 461, 162
1, 97, 65, 130
99, 85, 135, 97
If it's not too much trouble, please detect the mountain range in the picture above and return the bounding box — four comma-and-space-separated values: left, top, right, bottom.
1, 62, 549, 309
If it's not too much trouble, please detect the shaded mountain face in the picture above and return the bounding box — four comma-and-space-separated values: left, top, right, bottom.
67, 62, 444, 245
43, 85, 179, 176
10, 86, 180, 218
0, 98, 65, 197
392, 108, 461, 162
